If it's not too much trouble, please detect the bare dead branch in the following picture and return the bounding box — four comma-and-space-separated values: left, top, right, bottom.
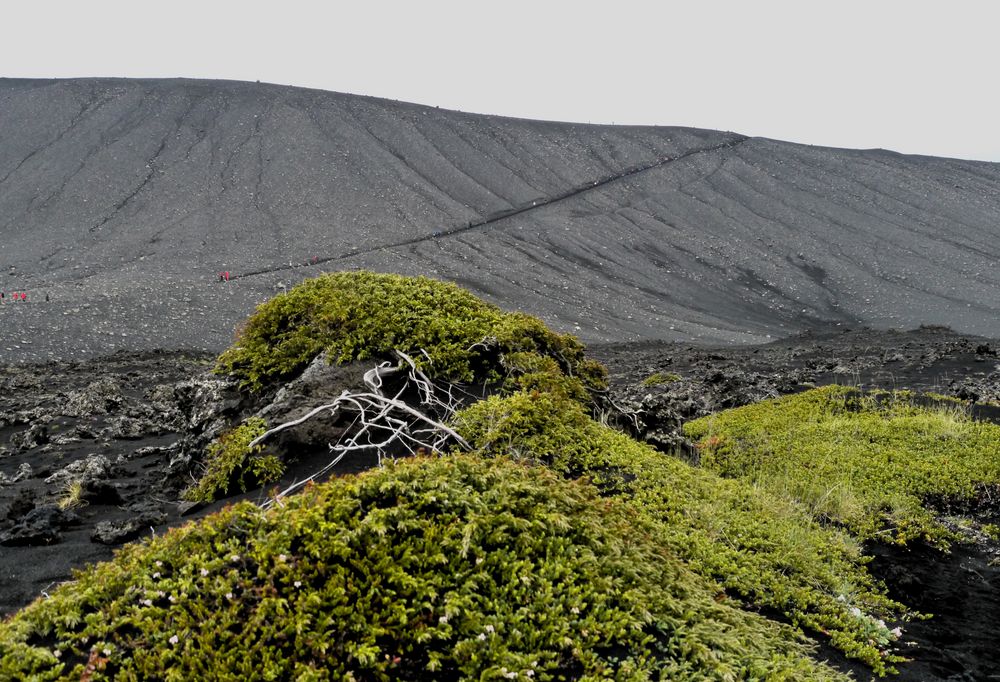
253, 351, 474, 508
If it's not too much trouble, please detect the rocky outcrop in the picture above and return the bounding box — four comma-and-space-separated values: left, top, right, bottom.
0, 505, 78, 547
255, 353, 370, 454
161, 373, 243, 472
43, 453, 114, 489
0, 352, 221, 607
62, 378, 125, 417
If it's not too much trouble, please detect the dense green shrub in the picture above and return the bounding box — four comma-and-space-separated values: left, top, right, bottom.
0, 456, 846, 681
216, 271, 605, 395
684, 386, 1000, 547
183, 418, 282, 502
455, 392, 907, 673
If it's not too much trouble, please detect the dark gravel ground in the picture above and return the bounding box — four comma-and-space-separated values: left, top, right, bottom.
0, 351, 396, 617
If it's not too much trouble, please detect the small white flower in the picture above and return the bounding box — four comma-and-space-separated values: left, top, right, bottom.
53, 650, 62, 659
156, 591, 166, 598
169, 635, 179, 645
485, 624, 495, 634
504, 672, 518, 679
142, 599, 153, 607
200, 568, 209, 577
168, 595, 176, 603
525, 672, 535, 679
103, 648, 112, 657
277, 554, 287, 562
890, 627, 903, 638
438, 615, 449, 624
850, 606, 862, 617
293, 581, 302, 588
225, 592, 234, 600
155, 561, 163, 568
230, 555, 241, 563
152, 572, 161, 579
477, 633, 487, 641
570, 606, 580, 615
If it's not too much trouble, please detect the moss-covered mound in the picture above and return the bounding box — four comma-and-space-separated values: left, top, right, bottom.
216, 271, 605, 393
0, 456, 846, 681
455, 392, 907, 672
684, 386, 1000, 547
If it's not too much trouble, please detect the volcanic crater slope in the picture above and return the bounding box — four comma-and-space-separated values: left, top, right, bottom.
2, 77, 1000, 361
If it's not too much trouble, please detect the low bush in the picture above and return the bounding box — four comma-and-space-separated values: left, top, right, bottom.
683, 386, 1000, 547
455, 392, 907, 673
215, 271, 605, 396
0, 456, 846, 681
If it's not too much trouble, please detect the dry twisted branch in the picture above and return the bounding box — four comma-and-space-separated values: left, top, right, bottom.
255, 351, 472, 508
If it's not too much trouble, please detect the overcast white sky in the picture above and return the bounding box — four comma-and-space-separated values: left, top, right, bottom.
4, 1, 998, 161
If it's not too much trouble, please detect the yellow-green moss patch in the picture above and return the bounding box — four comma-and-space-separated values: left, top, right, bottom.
684, 386, 1000, 547
642, 371, 681, 387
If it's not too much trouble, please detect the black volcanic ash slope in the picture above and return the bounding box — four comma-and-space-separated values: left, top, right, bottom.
1, 78, 999, 362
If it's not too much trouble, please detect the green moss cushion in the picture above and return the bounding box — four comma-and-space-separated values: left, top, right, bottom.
0, 456, 844, 681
